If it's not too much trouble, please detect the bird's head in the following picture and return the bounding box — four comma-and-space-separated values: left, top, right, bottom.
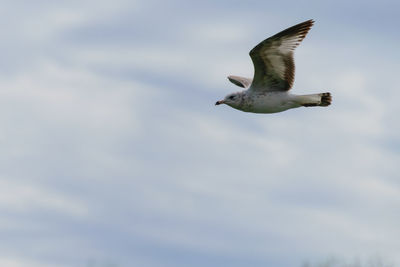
215, 92, 242, 108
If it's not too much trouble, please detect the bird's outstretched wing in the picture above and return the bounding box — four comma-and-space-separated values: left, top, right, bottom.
227, 75, 253, 88
249, 19, 314, 92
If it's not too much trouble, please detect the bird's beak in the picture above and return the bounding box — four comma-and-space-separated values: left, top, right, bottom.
215, 100, 224, 105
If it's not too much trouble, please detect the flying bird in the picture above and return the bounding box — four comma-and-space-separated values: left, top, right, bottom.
215, 19, 331, 113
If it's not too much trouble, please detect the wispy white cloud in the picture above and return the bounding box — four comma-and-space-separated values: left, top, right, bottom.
0, 179, 87, 216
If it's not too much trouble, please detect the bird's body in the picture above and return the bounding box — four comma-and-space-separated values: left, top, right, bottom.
221, 90, 331, 114
249, 92, 300, 113
216, 19, 332, 113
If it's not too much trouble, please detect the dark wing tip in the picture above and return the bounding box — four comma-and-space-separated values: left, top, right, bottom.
304, 19, 315, 25
297, 19, 315, 39
275, 19, 315, 43
249, 19, 315, 57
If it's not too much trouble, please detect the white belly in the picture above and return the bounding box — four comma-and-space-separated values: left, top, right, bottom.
242, 92, 301, 114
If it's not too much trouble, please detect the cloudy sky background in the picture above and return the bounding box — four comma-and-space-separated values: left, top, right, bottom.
1, 0, 399, 266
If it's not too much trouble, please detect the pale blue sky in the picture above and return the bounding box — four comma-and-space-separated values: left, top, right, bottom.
0, 0, 399, 266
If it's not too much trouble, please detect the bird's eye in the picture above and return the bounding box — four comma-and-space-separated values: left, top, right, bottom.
229, 95, 235, 100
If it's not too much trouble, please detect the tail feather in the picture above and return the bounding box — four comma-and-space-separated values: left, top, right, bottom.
320, 92, 332, 106
301, 92, 332, 107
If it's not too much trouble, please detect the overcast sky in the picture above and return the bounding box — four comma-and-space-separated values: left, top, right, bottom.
1, 0, 399, 266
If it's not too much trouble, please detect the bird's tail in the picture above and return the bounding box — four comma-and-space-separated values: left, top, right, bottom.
298, 92, 332, 107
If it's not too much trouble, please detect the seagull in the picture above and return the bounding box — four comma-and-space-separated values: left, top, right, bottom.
215, 19, 331, 113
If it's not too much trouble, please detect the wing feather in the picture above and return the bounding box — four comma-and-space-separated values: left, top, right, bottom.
227, 75, 253, 88
249, 19, 314, 92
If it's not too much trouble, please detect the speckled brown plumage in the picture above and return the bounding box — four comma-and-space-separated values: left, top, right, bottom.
249, 19, 314, 91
